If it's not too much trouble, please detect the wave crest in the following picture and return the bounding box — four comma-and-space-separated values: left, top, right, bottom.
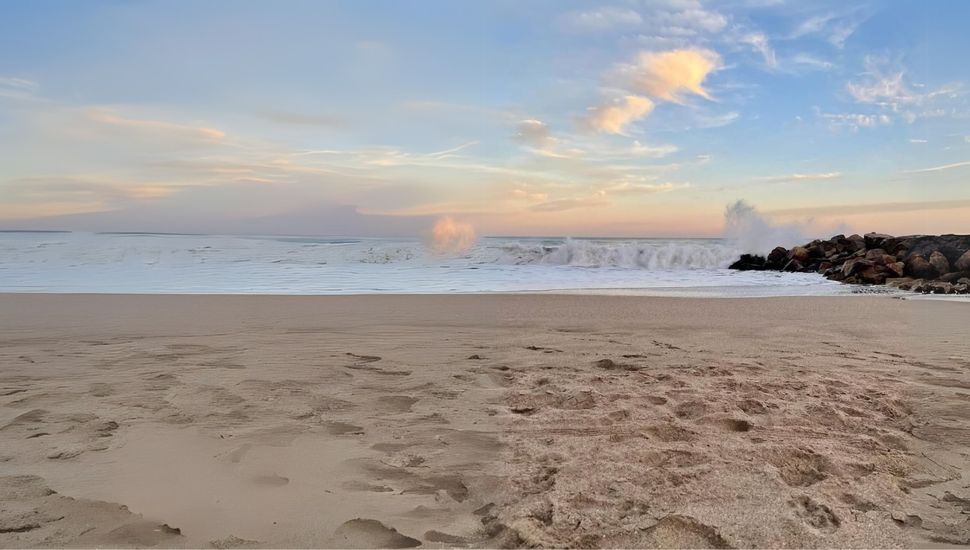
492, 238, 740, 269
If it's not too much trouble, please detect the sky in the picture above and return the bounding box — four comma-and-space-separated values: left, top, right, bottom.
1, 0, 969, 238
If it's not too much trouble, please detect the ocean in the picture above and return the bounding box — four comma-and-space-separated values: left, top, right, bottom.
0, 231, 867, 296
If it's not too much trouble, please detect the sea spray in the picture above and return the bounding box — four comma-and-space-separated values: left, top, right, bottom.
723, 200, 810, 255
430, 217, 476, 254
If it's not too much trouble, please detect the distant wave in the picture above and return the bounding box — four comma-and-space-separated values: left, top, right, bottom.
490, 238, 740, 269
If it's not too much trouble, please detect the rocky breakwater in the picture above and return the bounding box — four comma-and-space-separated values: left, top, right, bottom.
730, 233, 970, 294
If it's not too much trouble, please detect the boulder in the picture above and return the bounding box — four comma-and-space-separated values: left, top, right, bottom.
929, 250, 950, 275
905, 255, 937, 279
939, 271, 970, 283
956, 250, 970, 272
858, 266, 888, 285
729, 254, 766, 271
864, 232, 893, 249
783, 259, 805, 272
728, 233, 970, 294
789, 246, 811, 263
765, 246, 788, 268
886, 277, 915, 290
842, 258, 873, 277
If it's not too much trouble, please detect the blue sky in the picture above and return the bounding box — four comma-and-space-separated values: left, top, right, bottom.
1, 0, 969, 236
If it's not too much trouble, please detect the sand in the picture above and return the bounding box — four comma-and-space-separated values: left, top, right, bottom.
1, 293, 969, 548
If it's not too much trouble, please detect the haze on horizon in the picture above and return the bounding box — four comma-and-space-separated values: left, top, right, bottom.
1, 0, 969, 239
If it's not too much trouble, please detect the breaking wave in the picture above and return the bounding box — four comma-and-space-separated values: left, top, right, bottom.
489, 238, 740, 269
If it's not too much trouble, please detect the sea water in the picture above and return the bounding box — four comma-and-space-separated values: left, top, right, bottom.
0, 231, 865, 297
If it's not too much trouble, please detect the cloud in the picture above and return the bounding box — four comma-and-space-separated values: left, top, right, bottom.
903, 160, 970, 174
818, 111, 891, 131
755, 172, 841, 183
791, 54, 833, 71
649, 1, 727, 36
2, 176, 180, 211
0, 76, 40, 101
741, 33, 776, 68
559, 7, 643, 33
0, 77, 37, 91
843, 57, 963, 125
908, 139, 928, 144
614, 48, 722, 103
791, 10, 868, 49
693, 110, 739, 128
84, 107, 226, 141
513, 119, 555, 148
605, 181, 689, 195
530, 195, 609, 213
585, 95, 655, 135
626, 141, 679, 158
769, 198, 970, 218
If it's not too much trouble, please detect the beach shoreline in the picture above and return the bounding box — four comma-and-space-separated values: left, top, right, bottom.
2, 293, 969, 548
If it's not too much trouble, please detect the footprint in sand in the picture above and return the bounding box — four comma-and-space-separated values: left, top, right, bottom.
594, 358, 640, 371
342, 480, 395, 493
333, 518, 421, 548
424, 529, 470, 544
713, 418, 753, 433
791, 496, 840, 532
251, 473, 289, 487
379, 452, 425, 468
346, 353, 382, 363
325, 421, 365, 435
637, 515, 731, 548
376, 395, 418, 414
767, 447, 832, 487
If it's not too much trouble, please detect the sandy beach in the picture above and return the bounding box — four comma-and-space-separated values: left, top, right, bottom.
1, 293, 969, 548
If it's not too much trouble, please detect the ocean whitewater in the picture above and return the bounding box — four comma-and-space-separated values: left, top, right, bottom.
0, 231, 876, 297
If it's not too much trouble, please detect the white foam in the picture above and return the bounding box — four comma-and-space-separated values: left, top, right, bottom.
0, 232, 852, 296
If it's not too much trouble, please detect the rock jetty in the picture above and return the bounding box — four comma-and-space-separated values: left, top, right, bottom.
729, 233, 970, 294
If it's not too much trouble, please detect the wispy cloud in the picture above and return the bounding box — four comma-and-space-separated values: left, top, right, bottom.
790, 54, 833, 71
0, 77, 37, 90
755, 172, 841, 183
605, 181, 689, 195
585, 95, 655, 134
83, 107, 226, 141
513, 119, 555, 148
818, 111, 891, 131
0, 76, 40, 101
770, 198, 970, 217
843, 56, 964, 125
790, 9, 869, 49
558, 6, 643, 33
903, 160, 970, 174
530, 195, 609, 212
741, 32, 777, 68
693, 110, 739, 129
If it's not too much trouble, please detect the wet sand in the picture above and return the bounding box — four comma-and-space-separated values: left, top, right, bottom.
1, 294, 969, 548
